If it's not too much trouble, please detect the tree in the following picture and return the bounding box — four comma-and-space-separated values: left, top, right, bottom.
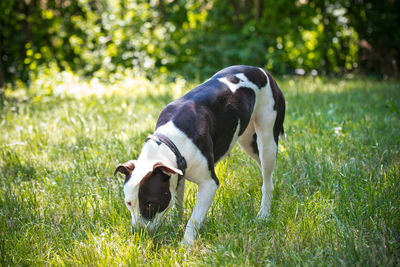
346, 0, 400, 78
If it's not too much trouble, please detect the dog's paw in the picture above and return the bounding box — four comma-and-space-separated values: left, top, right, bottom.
181, 227, 197, 246
180, 236, 195, 247
256, 208, 270, 220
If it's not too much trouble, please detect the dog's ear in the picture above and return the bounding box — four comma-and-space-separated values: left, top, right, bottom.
153, 162, 183, 177
114, 160, 136, 177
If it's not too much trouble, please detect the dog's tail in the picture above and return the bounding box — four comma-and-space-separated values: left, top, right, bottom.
280, 127, 286, 141
266, 71, 286, 144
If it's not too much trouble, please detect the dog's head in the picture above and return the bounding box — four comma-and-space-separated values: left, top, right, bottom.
114, 160, 182, 233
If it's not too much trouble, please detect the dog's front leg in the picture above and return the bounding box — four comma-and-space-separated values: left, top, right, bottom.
183, 179, 218, 245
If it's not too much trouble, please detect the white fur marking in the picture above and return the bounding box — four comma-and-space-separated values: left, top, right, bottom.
218, 73, 259, 93
155, 121, 210, 185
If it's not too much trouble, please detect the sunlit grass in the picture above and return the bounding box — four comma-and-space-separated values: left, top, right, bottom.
1, 74, 399, 265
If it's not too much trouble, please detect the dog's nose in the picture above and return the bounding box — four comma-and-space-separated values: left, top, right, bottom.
126, 201, 132, 207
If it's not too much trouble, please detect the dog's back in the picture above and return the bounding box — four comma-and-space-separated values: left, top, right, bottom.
155, 65, 285, 165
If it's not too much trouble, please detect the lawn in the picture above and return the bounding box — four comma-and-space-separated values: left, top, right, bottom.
1, 73, 399, 266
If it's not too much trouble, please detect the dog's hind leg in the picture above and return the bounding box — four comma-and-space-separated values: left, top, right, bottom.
238, 123, 261, 166
253, 95, 279, 219
238, 118, 276, 219
254, 130, 277, 219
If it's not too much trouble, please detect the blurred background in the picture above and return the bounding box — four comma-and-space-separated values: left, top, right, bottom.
1, 0, 399, 88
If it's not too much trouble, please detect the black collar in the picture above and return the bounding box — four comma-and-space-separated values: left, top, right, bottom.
145, 133, 187, 181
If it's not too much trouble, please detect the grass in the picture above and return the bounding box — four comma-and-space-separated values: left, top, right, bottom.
1, 73, 399, 266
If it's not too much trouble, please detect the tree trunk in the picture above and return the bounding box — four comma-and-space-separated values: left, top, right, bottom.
0, 32, 4, 105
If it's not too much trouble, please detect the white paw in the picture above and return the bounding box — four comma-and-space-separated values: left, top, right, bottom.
181, 236, 195, 246
257, 208, 270, 219
181, 226, 196, 246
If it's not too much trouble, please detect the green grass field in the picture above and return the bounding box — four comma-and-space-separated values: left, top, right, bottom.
1, 74, 399, 266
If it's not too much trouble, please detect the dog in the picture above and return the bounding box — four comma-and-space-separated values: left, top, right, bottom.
114, 65, 285, 245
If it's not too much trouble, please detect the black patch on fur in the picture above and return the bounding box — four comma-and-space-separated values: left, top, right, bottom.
226, 74, 240, 84
234, 87, 256, 135
138, 168, 171, 220
251, 133, 259, 156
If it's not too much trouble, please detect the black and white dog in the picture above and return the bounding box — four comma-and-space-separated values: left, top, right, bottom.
115, 65, 285, 245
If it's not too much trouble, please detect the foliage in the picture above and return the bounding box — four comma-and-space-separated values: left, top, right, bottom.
346, 0, 400, 77
1, 0, 399, 87
1, 74, 399, 265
